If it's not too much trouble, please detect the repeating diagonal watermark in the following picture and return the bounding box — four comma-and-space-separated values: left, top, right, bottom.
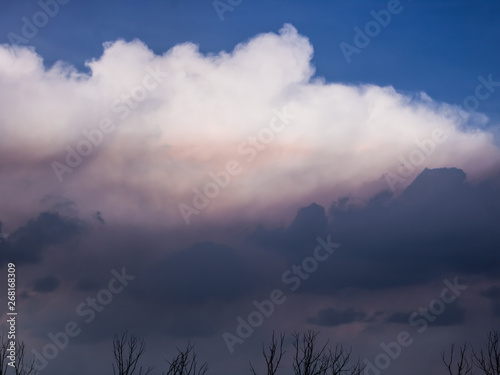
363, 277, 467, 375
222, 235, 340, 354
51, 65, 168, 183
7, 0, 71, 47
383, 128, 448, 192
178, 105, 296, 224
213, 0, 243, 21
31, 267, 135, 371
458, 74, 500, 112
339, 0, 409, 64
383, 73, 499, 192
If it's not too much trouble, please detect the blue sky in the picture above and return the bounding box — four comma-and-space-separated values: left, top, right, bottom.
1, 0, 500, 121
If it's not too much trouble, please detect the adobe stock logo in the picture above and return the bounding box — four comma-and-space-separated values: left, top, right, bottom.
339, 0, 408, 63
7, 0, 71, 46
178, 105, 295, 224
51, 65, 168, 182
212, 0, 243, 21
458, 74, 500, 112
31, 268, 135, 371
363, 277, 467, 375
222, 236, 340, 354
384, 128, 448, 192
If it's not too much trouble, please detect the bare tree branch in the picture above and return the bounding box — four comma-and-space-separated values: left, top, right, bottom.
441, 343, 474, 375
328, 344, 365, 375
112, 332, 153, 375
472, 330, 500, 375
9, 341, 37, 375
292, 330, 330, 375
165, 342, 208, 375
0, 334, 8, 375
250, 331, 286, 375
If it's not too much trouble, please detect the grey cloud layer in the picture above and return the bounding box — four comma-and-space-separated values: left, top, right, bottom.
4, 167, 499, 343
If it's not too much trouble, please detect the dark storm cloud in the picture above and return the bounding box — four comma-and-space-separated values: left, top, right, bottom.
249, 168, 500, 294
162, 308, 225, 338
92, 211, 105, 225
480, 285, 500, 317
33, 275, 61, 293
39, 195, 78, 217
406, 302, 467, 327
137, 241, 260, 306
480, 285, 500, 300
386, 301, 467, 327
16, 167, 500, 347
0, 211, 83, 268
249, 203, 328, 262
350, 167, 500, 278
75, 279, 103, 292
307, 307, 368, 327
0, 221, 7, 247
74, 166, 498, 341
386, 312, 410, 324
